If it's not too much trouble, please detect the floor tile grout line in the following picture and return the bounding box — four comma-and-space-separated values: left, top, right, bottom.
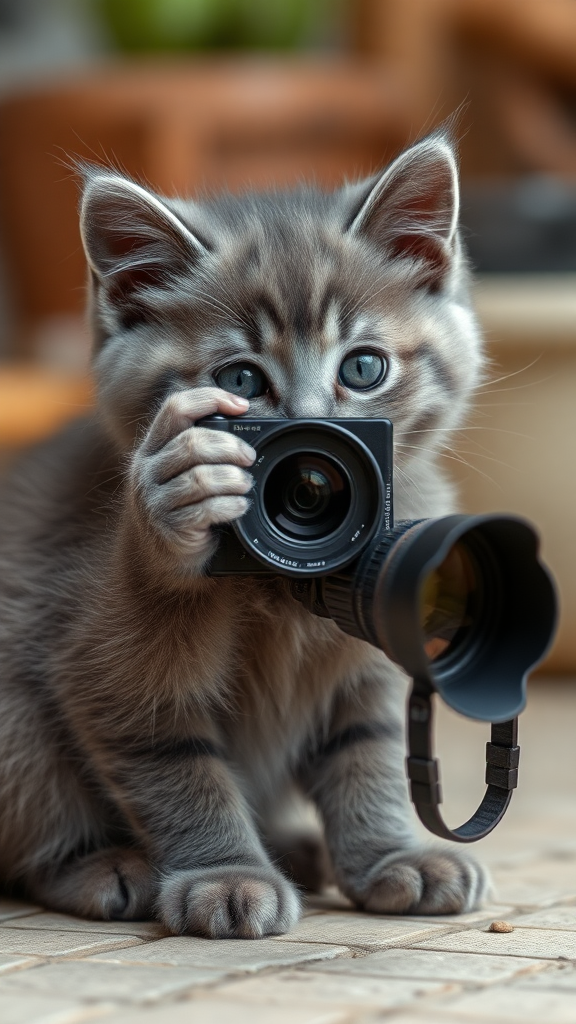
132, 966, 564, 1019
11, 898, 568, 935
404, 942, 576, 961
1, 943, 575, 1017
215, 956, 552, 988
0, 924, 163, 941
0, 961, 474, 1018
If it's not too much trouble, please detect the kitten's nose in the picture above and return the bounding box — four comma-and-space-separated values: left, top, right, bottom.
283, 394, 334, 419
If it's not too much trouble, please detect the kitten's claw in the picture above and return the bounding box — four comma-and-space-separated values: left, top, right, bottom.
345, 848, 489, 916
158, 865, 301, 938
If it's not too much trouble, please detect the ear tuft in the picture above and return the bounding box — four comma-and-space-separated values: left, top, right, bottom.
346, 134, 459, 291
79, 171, 209, 319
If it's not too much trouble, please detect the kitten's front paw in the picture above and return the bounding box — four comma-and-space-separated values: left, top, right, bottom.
158, 865, 301, 938
346, 848, 489, 916
128, 387, 256, 568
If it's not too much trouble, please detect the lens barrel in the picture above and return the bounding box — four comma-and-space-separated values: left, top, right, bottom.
309, 515, 557, 723
234, 420, 388, 575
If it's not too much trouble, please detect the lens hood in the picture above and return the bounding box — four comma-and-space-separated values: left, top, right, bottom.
352, 514, 558, 722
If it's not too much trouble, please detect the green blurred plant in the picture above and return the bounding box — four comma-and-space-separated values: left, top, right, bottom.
96, 0, 337, 52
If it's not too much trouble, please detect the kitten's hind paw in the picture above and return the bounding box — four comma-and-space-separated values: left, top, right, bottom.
29, 848, 155, 920
349, 848, 489, 916
158, 864, 301, 938
271, 829, 333, 893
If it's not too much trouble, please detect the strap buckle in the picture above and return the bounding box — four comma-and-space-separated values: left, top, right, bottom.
407, 681, 519, 843
406, 755, 442, 806
485, 741, 520, 790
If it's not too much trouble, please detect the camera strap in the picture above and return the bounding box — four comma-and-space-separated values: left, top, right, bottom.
406, 680, 519, 842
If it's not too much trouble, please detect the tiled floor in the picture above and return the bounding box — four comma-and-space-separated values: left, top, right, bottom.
1, 678, 575, 1024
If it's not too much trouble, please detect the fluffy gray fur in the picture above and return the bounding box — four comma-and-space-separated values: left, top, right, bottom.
0, 132, 488, 937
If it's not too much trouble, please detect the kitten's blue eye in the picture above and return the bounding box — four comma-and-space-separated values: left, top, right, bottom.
215, 362, 268, 399
339, 352, 386, 390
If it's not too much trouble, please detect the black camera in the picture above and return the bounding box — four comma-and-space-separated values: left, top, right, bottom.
204, 415, 557, 843
206, 416, 392, 576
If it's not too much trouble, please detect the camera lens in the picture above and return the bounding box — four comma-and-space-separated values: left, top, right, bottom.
232, 419, 387, 576
264, 453, 351, 540
420, 542, 479, 661
317, 513, 556, 722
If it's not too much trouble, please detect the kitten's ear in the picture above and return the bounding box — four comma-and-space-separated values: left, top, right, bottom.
345, 134, 459, 291
80, 172, 209, 306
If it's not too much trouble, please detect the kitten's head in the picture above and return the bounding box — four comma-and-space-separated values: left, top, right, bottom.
80, 132, 483, 480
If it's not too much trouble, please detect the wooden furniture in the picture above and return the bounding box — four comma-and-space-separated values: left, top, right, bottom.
350, 0, 576, 177
0, 58, 408, 359
0, 366, 92, 448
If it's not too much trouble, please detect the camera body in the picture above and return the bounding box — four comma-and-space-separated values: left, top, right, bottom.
203, 415, 393, 577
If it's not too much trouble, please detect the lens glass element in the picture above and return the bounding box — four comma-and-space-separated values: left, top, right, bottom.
263, 453, 351, 540
420, 542, 479, 661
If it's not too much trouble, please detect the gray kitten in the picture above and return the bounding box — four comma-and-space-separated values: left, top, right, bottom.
0, 132, 487, 937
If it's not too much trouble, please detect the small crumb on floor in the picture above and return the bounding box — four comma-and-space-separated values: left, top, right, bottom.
488, 920, 515, 933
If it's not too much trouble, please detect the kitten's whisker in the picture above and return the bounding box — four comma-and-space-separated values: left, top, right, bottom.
395, 442, 501, 486
333, 264, 406, 324
455, 426, 535, 441
340, 276, 397, 321
448, 434, 507, 459
192, 290, 252, 329
190, 279, 255, 330
338, 281, 380, 318
399, 442, 514, 470
439, 453, 499, 487
403, 425, 535, 440
471, 401, 532, 408
474, 376, 555, 396
473, 355, 544, 389
194, 268, 255, 319
393, 462, 428, 502
448, 448, 518, 471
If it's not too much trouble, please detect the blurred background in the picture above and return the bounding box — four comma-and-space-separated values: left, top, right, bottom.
0, 0, 575, 674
